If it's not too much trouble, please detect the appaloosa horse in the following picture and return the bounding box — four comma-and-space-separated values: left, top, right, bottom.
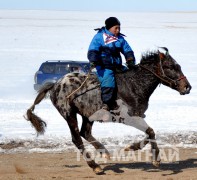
26, 47, 191, 174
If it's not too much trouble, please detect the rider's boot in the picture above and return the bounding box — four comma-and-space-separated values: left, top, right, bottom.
89, 104, 111, 122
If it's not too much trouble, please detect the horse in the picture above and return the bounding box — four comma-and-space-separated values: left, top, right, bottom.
26, 47, 191, 174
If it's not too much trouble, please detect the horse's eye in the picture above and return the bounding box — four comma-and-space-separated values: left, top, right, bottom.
163, 62, 171, 68
169, 65, 174, 70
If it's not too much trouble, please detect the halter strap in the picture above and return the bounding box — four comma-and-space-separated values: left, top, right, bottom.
139, 64, 174, 87
139, 59, 186, 88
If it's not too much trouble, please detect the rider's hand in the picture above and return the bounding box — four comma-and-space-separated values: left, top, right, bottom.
126, 59, 135, 69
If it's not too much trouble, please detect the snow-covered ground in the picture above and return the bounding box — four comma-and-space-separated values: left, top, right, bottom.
0, 10, 196, 153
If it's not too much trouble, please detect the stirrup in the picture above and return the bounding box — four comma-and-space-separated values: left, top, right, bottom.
102, 104, 109, 111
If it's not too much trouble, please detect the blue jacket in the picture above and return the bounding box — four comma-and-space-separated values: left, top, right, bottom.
87, 27, 135, 69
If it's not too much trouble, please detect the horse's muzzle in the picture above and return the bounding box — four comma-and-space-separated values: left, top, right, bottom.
180, 84, 192, 95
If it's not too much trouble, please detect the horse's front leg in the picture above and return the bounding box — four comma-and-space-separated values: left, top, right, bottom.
123, 116, 160, 167
124, 134, 149, 151
80, 116, 110, 160
146, 127, 160, 167
124, 116, 150, 151
66, 112, 103, 174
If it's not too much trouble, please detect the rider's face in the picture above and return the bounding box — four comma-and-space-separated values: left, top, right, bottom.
109, 25, 120, 37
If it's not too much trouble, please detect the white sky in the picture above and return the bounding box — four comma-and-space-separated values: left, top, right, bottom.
0, 0, 197, 11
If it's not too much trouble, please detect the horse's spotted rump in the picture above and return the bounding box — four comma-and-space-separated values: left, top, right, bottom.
50, 73, 101, 117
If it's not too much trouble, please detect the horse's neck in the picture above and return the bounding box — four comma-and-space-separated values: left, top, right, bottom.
116, 67, 160, 104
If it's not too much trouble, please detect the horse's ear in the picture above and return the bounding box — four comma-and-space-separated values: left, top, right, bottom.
158, 51, 165, 60
158, 47, 169, 56
158, 47, 169, 60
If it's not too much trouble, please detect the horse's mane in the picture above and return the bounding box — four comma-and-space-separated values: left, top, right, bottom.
117, 50, 164, 78
119, 51, 159, 77
140, 51, 159, 65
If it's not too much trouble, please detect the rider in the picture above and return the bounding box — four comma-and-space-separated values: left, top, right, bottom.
87, 17, 136, 111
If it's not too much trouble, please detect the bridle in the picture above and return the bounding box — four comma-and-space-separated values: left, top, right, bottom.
139, 53, 186, 88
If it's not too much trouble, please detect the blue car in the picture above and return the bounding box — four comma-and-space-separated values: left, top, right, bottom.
34, 60, 90, 90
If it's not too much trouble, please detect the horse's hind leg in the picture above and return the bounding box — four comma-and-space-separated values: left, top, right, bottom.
80, 116, 110, 159
65, 112, 103, 174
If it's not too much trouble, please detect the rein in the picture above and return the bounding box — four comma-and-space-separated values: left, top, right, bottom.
66, 73, 91, 99
66, 70, 100, 99
139, 64, 173, 86
139, 56, 186, 88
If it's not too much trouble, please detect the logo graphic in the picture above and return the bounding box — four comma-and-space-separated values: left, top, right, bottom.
103, 33, 118, 45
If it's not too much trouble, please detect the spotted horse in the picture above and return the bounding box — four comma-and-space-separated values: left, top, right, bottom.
26, 47, 191, 174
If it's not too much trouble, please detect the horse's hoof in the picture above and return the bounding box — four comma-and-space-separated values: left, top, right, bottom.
124, 146, 130, 151
102, 153, 110, 160
124, 145, 131, 151
152, 160, 160, 168
93, 166, 103, 174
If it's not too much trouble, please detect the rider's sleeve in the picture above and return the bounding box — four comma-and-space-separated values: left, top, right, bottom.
121, 38, 136, 64
87, 34, 101, 64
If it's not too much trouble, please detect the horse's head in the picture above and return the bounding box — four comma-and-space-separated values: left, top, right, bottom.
140, 47, 192, 95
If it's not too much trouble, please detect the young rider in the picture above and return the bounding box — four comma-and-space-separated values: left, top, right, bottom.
87, 17, 136, 111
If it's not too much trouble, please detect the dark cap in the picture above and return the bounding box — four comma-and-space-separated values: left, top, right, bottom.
105, 17, 121, 30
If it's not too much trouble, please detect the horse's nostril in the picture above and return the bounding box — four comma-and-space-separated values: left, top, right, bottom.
187, 87, 191, 93
179, 85, 191, 95
185, 85, 191, 94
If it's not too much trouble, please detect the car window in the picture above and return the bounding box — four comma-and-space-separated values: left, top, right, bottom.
81, 63, 90, 73
40, 62, 90, 74
42, 64, 55, 74
55, 64, 70, 74
69, 64, 82, 73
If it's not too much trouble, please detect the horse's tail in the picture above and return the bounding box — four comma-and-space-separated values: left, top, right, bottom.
25, 83, 55, 135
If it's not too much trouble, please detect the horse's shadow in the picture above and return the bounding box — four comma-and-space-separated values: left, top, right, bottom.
101, 158, 197, 176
